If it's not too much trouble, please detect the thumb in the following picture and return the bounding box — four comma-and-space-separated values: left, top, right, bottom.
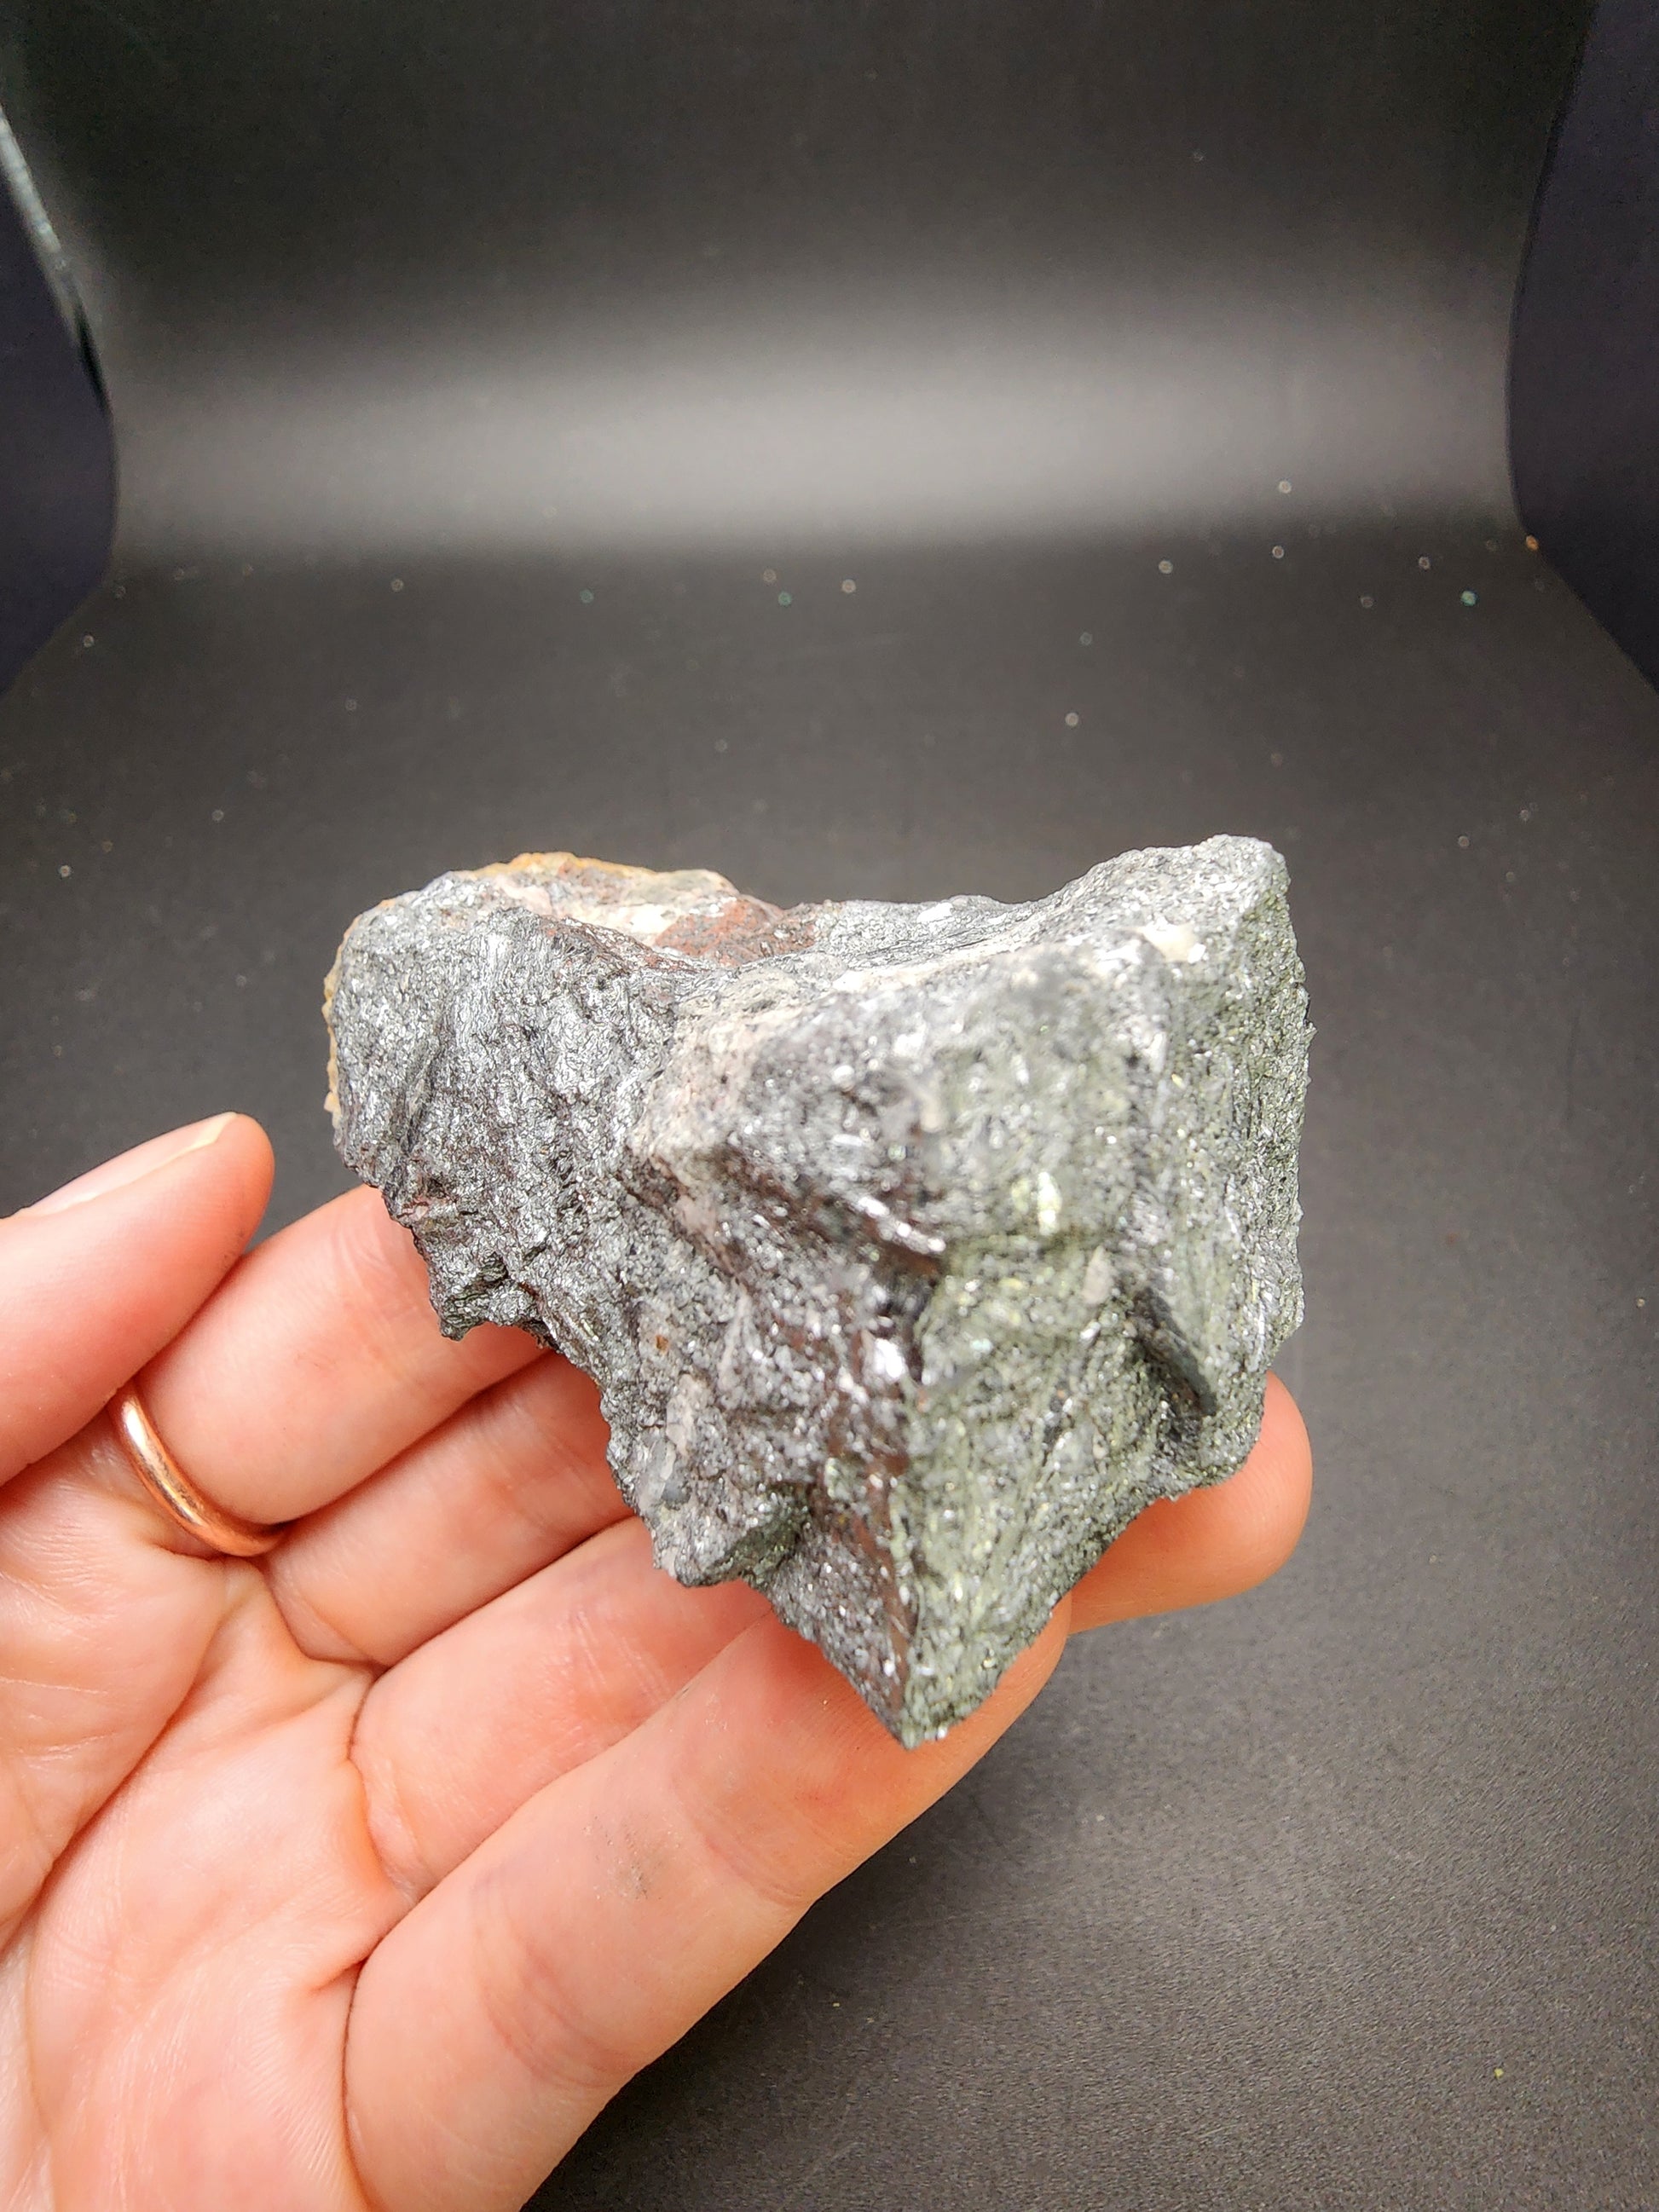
0, 1114, 275, 1483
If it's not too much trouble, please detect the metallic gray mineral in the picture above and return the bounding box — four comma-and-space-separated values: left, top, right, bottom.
325, 838, 1308, 1747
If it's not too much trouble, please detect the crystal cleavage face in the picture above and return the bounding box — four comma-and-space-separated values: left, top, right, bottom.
325, 839, 1309, 1747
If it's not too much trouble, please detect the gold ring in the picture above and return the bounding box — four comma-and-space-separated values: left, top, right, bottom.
107, 1382, 285, 1558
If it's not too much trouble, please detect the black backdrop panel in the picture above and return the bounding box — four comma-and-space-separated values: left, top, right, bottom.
0, 5, 1653, 2209
0, 0, 1590, 559
1512, 0, 1659, 692
0, 141, 112, 695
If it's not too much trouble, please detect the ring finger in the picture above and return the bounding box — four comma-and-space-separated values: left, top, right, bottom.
127, 1186, 543, 1529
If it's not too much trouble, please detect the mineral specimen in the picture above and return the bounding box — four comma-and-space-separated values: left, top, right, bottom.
325, 837, 1308, 1746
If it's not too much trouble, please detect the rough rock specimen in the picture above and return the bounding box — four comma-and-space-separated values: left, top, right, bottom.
325, 837, 1308, 1746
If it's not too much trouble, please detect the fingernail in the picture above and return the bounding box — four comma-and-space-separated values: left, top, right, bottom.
26, 1113, 240, 1216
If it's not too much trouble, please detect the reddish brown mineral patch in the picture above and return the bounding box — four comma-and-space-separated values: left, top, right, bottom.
656, 899, 823, 965
473, 851, 822, 966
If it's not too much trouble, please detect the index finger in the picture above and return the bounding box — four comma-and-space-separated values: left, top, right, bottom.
346, 1606, 1071, 2212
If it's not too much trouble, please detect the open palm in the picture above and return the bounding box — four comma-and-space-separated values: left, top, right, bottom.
0, 1114, 1310, 2210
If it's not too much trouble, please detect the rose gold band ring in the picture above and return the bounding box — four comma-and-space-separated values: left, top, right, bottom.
107, 1382, 285, 1558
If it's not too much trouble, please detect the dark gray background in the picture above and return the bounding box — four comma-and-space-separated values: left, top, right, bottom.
1, 5, 1654, 2207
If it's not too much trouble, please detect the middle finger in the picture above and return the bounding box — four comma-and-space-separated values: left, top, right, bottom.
268, 1348, 627, 1665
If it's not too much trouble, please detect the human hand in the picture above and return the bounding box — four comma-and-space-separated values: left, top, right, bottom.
0, 1113, 1310, 2210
